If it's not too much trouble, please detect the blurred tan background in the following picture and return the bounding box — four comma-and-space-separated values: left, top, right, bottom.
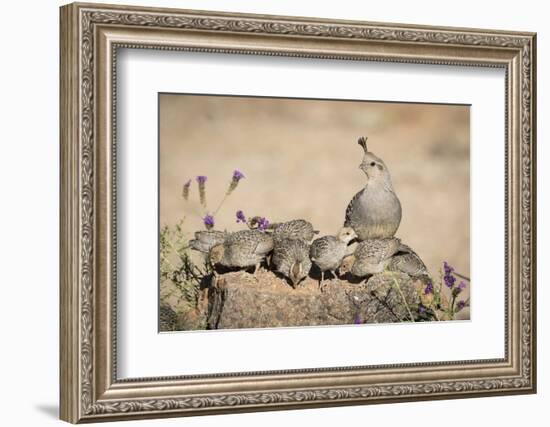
159, 94, 470, 282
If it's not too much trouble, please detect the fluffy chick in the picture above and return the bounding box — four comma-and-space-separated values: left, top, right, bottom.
272, 219, 318, 242
387, 243, 429, 279
344, 238, 402, 281
209, 230, 273, 275
189, 230, 227, 254
271, 237, 312, 288
309, 227, 357, 289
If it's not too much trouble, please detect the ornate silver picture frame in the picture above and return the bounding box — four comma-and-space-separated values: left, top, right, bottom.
60, 2, 536, 423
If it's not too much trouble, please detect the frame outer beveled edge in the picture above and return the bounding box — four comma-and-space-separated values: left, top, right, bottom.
530, 33, 537, 394
60, 3, 81, 424
523, 32, 537, 393
59, 2, 537, 423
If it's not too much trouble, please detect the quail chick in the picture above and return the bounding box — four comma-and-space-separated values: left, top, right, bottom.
209, 230, 274, 275
310, 227, 357, 289
272, 219, 318, 242
344, 137, 402, 240
346, 238, 402, 281
189, 230, 227, 254
387, 243, 429, 279
272, 237, 312, 288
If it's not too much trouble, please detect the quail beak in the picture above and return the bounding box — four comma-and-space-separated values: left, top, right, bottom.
359, 163, 369, 178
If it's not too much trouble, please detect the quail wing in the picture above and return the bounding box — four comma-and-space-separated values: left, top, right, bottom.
344, 189, 364, 228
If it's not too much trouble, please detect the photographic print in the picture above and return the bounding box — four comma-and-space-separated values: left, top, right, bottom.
159, 94, 470, 331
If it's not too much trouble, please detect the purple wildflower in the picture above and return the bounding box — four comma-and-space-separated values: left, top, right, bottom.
202, 214, 214, 230
444, 275, 456, 288
443, 261, 456, 288
182, 179, 191, 200
233, 170, 245, 181
424, 280, 434, 295
227, 169, 245, 195
353, 314, 361, 325
236, 210, 246, 223
257, 217, 270, 231
452, 281, 467, 298
418, 304, 427, 315
248, 216, 270, 230
456, 300, 466, 312
196, 175, 207, 207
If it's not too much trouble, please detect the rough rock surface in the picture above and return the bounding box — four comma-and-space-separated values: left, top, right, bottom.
160, 278, 209, 332
159, 304, 179, 331
206, 269, 423, 330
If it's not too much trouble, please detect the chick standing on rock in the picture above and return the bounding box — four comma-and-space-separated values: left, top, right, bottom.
189, 230, 227, 254
271, 237, 312, 288
209, 230, 274, 276
387, 243, 430, 280
344, 238, 402, 281
272, 219, 318, 242
344, 137, 402, 240
310, 227, 357, 289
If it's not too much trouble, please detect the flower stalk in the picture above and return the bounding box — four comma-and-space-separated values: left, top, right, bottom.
196, 175, 207, 207
182, 179, 191, 201
213, 170, 245, 216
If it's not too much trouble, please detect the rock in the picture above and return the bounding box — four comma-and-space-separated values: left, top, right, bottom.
159, 305, 179, 331
160, 284, 209, 332
206, 269, 423, 329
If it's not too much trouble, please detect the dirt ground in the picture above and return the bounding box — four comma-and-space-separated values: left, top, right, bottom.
159, 94, 470, 317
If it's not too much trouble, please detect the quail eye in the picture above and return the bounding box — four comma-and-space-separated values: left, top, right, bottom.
370, 162, 376, 166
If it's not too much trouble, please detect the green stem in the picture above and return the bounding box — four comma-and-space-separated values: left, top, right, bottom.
450, 294, 457, 318
213, 192, 229, 216
453, 271, 470, 282
160, 253, 177, 271
392, 278, 415, 322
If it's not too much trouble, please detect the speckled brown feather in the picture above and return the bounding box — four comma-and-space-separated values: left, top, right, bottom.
310, 236, 348, 273
388, 243, 429, 277
189, 230, 227, 253
272, 237, 312, 286
272, 219, 317, 242
350, 238, 401, 277
219, 230, 274, 268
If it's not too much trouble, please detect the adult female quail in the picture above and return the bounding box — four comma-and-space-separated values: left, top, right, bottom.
344, 137, 402, 240
272, 219, 318, 242
271, 237, 312, 288
309, 227, 357, 288
209, 229, 274, 275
